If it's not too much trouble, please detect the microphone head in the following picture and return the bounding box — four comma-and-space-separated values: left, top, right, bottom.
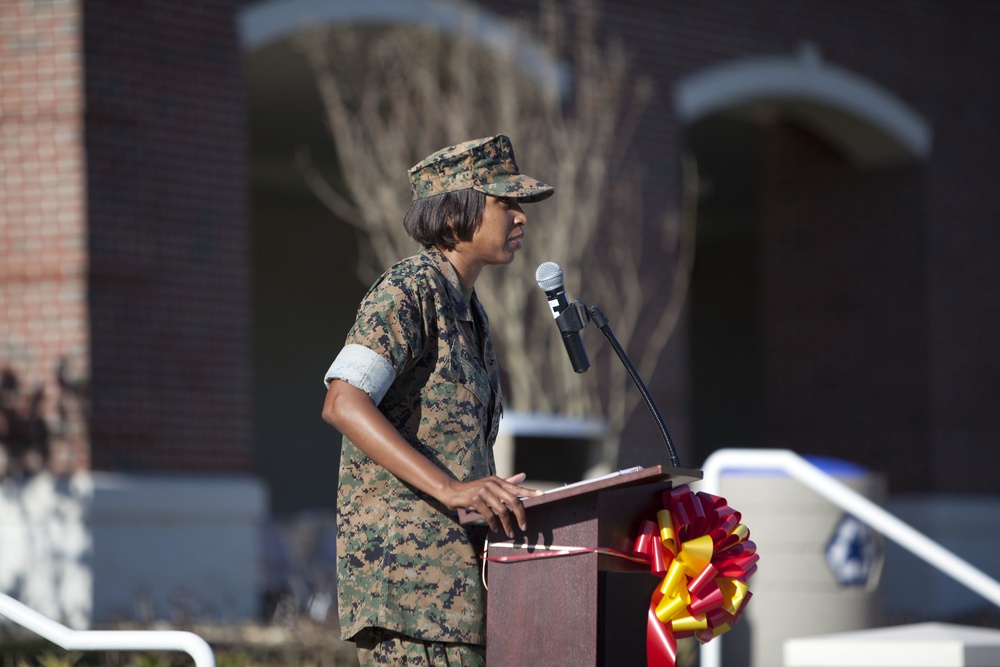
535, 262, 564, 291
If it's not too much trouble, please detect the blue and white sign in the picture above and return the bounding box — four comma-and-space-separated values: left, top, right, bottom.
825, 514, 880, 587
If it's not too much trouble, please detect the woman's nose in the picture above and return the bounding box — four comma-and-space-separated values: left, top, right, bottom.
513, 202, 527, 225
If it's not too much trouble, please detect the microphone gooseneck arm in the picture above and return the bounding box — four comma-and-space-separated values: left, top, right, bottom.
535, 261, 681, 467
588, 305, 682, 469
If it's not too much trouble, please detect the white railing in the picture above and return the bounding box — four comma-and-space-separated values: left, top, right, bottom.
696, 448, 1000, 667
0, 592, 215, 667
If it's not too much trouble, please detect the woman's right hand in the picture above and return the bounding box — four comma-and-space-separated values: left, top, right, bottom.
443, 472, 542, 538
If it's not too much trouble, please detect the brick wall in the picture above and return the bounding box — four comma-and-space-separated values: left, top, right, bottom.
920, 4, 1000, 493
5, 0, 1000, 493
478, 0, 1000, 492
1, 0, 253, 477
1, 0, 89, 476
83, 0, 253, 472
638, 0, 1000, 492
757, 124, 929, 490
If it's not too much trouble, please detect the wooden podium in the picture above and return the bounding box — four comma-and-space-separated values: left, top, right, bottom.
459, 465, 702, 666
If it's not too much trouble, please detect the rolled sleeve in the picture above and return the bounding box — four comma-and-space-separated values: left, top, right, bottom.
324, 344, 397, 406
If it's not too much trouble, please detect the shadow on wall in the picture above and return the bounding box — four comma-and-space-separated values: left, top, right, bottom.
1, 364, 93, 628
0, 362, 89, 479
0, 367, 50, 477
0, 465, 94, 630
2, 365, 266, 628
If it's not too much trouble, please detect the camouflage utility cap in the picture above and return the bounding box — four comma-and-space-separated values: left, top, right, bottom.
408, 134, 554, 203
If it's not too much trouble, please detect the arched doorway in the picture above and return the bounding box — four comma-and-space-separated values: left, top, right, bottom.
243, 35, 362, 513
676, 44, 933, 479
239, 0, 556, 513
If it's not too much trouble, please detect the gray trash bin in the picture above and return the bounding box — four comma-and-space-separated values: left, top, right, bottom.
714, 456, 886, 667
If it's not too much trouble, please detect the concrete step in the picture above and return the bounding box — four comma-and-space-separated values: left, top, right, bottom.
784, 622, 1000, 667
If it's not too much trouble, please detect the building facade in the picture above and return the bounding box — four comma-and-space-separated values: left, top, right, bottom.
3, 0, 999, 632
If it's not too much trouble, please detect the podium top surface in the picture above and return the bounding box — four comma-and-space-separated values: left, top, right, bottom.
458, 464, 702, 527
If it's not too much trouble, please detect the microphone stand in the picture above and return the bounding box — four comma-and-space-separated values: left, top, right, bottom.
555, 300, 682, 468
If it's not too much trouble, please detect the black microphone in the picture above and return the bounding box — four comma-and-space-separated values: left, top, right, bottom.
535, 262, 590, 373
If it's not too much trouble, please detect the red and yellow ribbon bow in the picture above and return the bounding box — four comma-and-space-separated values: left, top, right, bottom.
632, 485, 759, 667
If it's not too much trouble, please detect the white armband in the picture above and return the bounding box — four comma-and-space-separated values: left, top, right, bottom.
324, 344, 396, 406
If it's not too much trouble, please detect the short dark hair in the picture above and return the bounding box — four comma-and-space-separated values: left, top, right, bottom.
403, 188, 486, 250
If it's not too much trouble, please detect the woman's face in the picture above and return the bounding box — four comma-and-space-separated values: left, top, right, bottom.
464, 195, 528, 268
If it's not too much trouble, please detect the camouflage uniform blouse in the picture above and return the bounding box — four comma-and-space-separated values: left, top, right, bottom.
326, 246, 502, 645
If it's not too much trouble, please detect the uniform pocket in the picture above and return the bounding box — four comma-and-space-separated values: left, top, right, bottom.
423, 347, 493, 475
440, 345, 491, 408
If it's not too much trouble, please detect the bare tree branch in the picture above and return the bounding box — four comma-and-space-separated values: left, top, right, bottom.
293, 0, 693, 466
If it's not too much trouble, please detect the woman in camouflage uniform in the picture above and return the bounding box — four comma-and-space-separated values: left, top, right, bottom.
322, 135, 554, 666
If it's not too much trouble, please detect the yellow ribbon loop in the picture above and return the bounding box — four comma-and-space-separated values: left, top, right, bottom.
718, 578, 749, 615
660, 558, 687, 597
655, 584, 690, 623
710, 621, 732, 638
678, 534, 714, 575
657, 509, 677, 556
672, 613, 709, 632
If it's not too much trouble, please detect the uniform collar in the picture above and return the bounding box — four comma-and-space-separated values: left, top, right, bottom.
421, 246, 475, 321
